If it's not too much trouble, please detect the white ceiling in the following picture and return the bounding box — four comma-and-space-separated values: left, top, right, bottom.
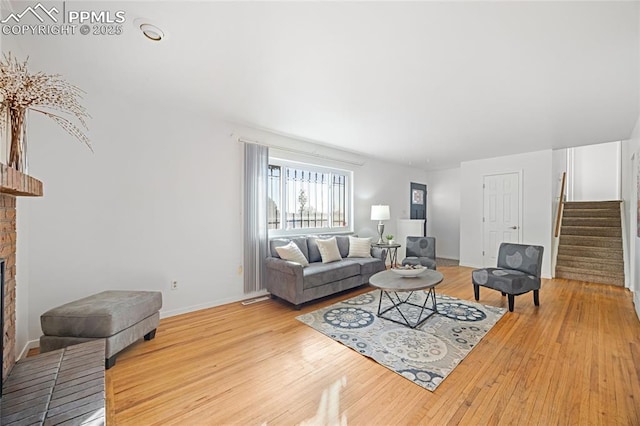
4, 1, 639, 169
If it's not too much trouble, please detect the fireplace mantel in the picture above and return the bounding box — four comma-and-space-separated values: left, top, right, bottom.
0, 164, 43, 197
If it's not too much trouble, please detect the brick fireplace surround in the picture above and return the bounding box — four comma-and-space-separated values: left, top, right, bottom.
0, 165, 43, 384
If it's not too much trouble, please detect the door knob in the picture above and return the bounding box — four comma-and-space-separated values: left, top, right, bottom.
509, 226, 518, 229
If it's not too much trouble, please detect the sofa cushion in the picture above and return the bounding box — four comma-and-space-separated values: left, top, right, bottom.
472, 268, 540, 295
496, 243, 543, 276
270, 238, 309, 261
41, 290, 162, 338
406, 236, 436, 259
335, 236, 350, 258
302, 260, 360, 289
275, 241, 309, 267
345, 257, 384, 275
308, 235, 351, 261
307, 236, 326, 262
316, 237, 342, 263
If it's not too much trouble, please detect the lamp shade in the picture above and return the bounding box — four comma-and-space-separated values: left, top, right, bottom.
371, 205, 390, 221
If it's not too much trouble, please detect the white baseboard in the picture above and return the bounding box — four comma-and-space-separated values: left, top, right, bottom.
635, 291, 640, 323
458, 262, 483, 269
18, 339, 40, 360
159, 290, 269, 319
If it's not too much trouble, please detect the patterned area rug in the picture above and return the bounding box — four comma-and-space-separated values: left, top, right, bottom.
297, 290, 505, 391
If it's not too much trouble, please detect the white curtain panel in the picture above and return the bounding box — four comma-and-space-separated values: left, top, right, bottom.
243, 143, 269, 293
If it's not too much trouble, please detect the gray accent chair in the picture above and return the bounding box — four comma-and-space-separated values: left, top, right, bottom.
472, 243, 544, 312
401, 236, 437, 270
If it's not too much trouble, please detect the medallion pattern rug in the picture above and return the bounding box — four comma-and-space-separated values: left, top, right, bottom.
297, 290, 506, 391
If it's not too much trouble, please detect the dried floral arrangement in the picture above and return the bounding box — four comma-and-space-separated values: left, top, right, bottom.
0, 52, 91, 170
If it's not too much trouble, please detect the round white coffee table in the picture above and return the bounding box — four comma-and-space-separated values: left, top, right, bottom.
369, 269, 444, 328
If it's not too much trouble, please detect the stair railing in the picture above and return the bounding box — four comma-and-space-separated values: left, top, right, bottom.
551, 172, 567, 277
554, 172, 566, 238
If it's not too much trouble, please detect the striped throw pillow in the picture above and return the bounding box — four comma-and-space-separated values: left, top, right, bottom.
316, 237, 343, 263
275, 241, 309, 267
348, 236, 372, 258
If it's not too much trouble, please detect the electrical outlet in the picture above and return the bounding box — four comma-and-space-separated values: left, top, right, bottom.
171, 280, 178, 290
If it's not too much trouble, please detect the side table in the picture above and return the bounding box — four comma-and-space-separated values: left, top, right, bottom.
371, 243, 401, 268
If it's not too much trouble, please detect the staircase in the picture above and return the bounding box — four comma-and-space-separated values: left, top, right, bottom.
555, 201, 624, 286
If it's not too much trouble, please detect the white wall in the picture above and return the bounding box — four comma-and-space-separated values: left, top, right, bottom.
459, 150, 553, 278
621, 139, 636, 291
569, 141, 621, 201
425, 167, 460, 260
17, 92, 427, 347
21, 100, 243, 342
352, 163, 427, 242
621, 2, 640, 318
622, 121, 639, 316
619, 4, 640, 319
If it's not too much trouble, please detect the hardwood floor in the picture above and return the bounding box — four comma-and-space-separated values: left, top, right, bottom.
108, 266, 640, 425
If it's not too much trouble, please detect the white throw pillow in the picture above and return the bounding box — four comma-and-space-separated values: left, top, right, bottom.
275, 241, 309, 267
316, 237, 342, 263
348, 236, 372, 258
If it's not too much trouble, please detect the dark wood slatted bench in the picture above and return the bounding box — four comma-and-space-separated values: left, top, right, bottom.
1, 340, 106, 425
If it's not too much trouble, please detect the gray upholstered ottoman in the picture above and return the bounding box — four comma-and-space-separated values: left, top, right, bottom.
40, 290, 162, 369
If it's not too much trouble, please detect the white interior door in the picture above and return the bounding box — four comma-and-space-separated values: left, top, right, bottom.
483, 172, 521, 266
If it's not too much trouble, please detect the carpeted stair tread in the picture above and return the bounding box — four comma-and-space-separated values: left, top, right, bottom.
556, 200, 624, 287
563, 201, 622, 209
556, 271, 624, 286
555, 256, 624, 272
556, 267, 624, 285
556, 266, 624, 277
560, 226, 621, 237
562, 208, 620, 218
561, 217, 621, 227
559, 235, 622, 248
557, 245, 622, 259
556, 252, 624, 263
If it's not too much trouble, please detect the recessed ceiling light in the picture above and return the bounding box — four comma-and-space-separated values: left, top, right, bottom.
134, 18, 165, 42
140, 23, 164, 41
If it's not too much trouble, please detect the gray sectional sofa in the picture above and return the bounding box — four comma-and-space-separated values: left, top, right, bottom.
265, 235, 386, 309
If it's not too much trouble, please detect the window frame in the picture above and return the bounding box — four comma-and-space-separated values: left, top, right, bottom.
267, 157, 354, 237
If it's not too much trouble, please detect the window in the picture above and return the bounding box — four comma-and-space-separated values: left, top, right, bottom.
268, 159, 352, 235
